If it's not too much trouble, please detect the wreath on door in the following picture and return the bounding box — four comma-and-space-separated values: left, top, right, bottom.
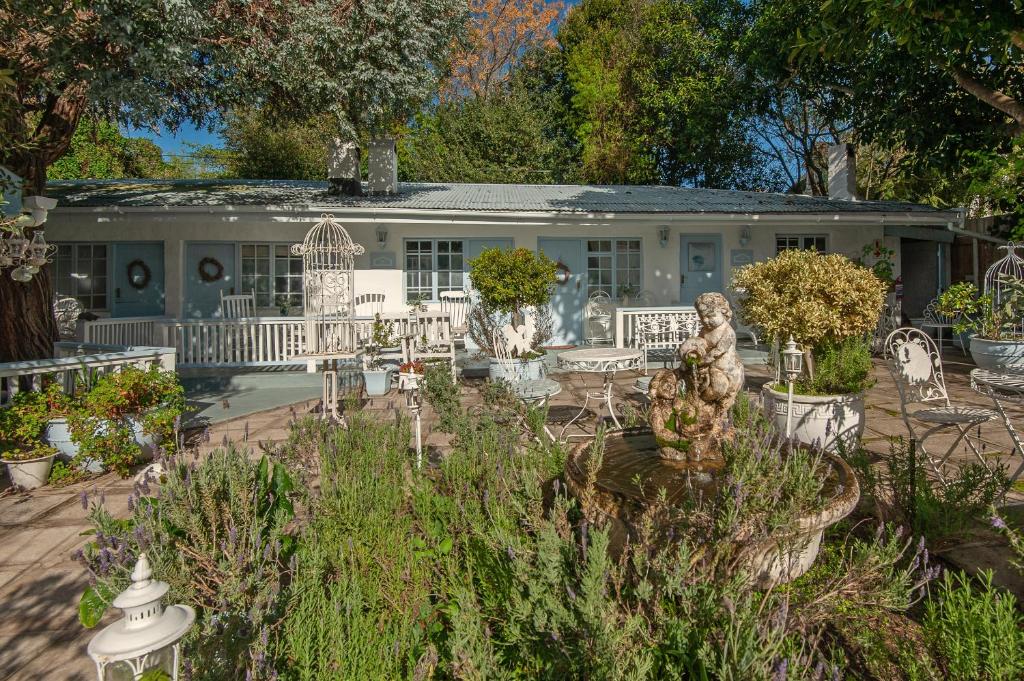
554, 261, 571, 285
125, 259, 152, 290
198, 256, 225, 283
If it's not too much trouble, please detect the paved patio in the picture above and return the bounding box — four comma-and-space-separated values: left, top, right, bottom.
3, 349, 1024, 680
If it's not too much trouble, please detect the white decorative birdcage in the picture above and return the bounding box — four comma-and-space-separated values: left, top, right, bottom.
983, 241, 1024, 335
291, 213, 365, 355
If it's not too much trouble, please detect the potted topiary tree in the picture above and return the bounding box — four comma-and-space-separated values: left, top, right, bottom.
733, 249, 886, 451
938, 280, 1024, 370
467, 247, 557, 381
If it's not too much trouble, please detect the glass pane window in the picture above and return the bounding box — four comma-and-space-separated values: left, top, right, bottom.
403, 239, 470, 301
240, 243, 304, 308
587, 239, 642, 299
274, 245, 304, 308
51, 243, 108, 310
776, 235, 826, 255
436, 240, 464, 295
405, 240, 435, 302
240, 243, 273, 306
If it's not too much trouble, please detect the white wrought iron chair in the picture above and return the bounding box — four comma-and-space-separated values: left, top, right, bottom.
219, 289, 256, 319
634, 315, 698, 374
439, 290, 471, 343
884, 327, 998, 483
354, 293, 386, 317
408, 311, 457, 383
53, 296, 84, 340
871, 302, 901, 356
919, 298, 964, 356
585, 290, 613, 345
491, 328, 562, 440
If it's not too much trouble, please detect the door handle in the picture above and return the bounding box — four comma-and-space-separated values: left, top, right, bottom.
680, 274, 685, 284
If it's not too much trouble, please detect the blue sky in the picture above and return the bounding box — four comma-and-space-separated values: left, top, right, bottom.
124, 121, 224, 155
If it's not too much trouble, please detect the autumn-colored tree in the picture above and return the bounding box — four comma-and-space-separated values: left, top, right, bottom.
445, 0, 564, 100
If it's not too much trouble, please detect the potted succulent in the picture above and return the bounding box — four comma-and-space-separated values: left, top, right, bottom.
0, 391, 58, 489
733, 249, 886, 451
938, 280, 1024, 370
67, 365, 186, 477
467, 247, 557, 381
362, 314, 398, 396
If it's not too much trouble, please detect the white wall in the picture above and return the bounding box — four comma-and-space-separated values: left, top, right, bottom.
45, 208, 889, 317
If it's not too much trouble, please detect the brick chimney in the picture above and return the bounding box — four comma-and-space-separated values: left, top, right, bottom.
327, 138, 361, 196
827, 143, 858, 201
367, 138, 398, 196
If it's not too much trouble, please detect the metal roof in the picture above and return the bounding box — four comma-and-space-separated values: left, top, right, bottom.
46, 179, 952, 216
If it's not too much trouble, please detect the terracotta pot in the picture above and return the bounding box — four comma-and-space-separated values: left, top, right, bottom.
761, 385, 865, 452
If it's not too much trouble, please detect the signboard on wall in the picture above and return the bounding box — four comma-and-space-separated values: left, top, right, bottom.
370, 252, 396, 269
730, 249, 754, 267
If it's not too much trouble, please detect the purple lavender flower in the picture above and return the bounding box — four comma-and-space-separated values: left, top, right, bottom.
127, 494, 135, 513
228, 524, 238, 546
991, 515, 1008, 530
80, 490, 88, 510
772, 658, 788, 681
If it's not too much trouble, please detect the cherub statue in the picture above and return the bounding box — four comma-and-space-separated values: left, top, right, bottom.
647, 292, 744, 468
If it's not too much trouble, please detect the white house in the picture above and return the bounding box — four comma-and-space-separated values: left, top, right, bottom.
42, 144, 961, 347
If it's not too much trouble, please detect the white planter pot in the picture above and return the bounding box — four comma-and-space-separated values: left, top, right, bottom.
761, 385, 865, 452
44, 418, 78, 459
363, 368, 394, 396
3, 453, 55, 490
488, 357, 545, 382
969, 336, 1024, 371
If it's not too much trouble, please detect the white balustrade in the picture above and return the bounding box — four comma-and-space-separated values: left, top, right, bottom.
0, 343, 176, 406
82, 316, 164, 347
614, 306, 700, 348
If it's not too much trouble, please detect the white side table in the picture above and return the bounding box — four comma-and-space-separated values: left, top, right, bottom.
556, 347, 643, 436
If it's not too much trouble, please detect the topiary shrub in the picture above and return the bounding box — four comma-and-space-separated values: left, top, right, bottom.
732, 249, 886, 392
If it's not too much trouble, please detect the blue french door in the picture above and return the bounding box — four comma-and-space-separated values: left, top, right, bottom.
185, 243, 237, 318
538, 238, 585, 346
112, 243, 165, 317
679, 235, 723, 305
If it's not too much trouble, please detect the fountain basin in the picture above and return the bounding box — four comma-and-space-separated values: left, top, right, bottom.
564, 428, 860, 589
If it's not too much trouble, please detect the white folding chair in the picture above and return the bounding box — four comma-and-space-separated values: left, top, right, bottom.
354, 293, 386, 317
491, 328, 561, 440
884, 327, 997, 484
219, 289, 255, 318
408, 311, 457, 383
585, 290, 613, 345
439, 290, 470, 342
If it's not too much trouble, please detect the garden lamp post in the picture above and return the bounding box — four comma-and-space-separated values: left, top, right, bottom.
782, 336, 803, 440
88, 553, 195, 681
402, 372, 423, 468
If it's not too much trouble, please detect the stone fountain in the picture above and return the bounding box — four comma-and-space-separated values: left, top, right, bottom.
565, 293, 859, 588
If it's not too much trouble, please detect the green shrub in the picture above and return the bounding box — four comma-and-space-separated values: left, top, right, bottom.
800, 336, 874, 395
923, 570, 1024, 680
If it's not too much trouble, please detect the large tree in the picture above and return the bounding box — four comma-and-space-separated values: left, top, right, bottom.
0, 0, 463, 361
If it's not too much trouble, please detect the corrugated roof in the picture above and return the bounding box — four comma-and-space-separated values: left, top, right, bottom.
46, 179, 950, 215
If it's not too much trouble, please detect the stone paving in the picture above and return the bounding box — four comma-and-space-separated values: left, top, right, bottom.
3, 350, 1024, 680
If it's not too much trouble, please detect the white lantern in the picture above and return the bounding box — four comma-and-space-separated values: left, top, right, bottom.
88, 553, 195, 681
782, 336, 803, 382
28, 230, 53, 266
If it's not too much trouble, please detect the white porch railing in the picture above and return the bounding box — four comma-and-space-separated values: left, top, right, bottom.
0, 342, 176, 406
614, 306, 700, 348
82, 316, 166, 347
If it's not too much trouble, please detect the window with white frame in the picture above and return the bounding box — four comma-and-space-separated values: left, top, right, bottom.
587, 239, 642, 298
404, 239, 466, 301
240, 243, 304, 308
776, 234, 827, 255
51, 243, 108, 310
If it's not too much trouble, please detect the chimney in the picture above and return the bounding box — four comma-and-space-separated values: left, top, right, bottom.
367, 138, 398, 196
327, 138, 361, 196
827, 143, 857, 200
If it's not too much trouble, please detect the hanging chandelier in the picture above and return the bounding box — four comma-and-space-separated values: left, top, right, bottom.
1, 196, 57, 282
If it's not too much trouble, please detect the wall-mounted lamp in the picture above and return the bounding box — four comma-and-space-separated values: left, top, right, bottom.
739, 225, 751, 247
658, 225, 670, 248
375, 226, 388, 248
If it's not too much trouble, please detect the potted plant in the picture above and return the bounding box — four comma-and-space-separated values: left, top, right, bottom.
0, 391, 58, 489
467, 247, 557, 381
67, 365, 186, 477
362, 314, 398, 396
37, 382, 81, 460
733, 249, 886, 451
938, 280, 1024, 370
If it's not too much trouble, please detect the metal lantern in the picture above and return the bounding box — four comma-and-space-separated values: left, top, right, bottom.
782, 336, 803, 381
88, 553, 195, 681
291, 213, 365, 355
2, 195, 58, 282
983, 242, 1024, 335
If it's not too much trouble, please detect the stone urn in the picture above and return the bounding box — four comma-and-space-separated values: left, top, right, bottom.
761, 385, 865, 453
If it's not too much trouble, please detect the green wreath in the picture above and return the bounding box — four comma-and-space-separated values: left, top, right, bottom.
125, 259, 151, 290
198, 256, 225, 283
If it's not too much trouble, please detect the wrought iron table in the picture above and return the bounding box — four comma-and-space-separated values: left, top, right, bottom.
557, 347, 643, 436
970, 367, 1024, 482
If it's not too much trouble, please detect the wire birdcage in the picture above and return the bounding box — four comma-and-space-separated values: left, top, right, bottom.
983, 241, 1024, 335
291, 214, 365, 354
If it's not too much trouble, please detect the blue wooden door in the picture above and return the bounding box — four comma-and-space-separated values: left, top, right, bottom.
112, 243, 165, 317
538, 238, 585, 346
679, 235, 723, 305
185, 243, 236, 318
